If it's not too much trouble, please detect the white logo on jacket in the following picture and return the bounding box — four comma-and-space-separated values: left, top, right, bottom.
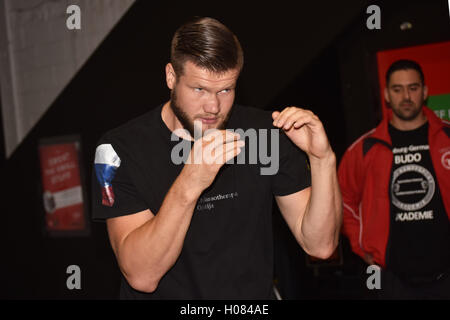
441, 151, 450, 170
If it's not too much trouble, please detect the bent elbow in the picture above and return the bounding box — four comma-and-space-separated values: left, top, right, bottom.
308, 243, 337, 260
118, 258, 162, 293
125, 274, 159, 293
316, 248, 334, 260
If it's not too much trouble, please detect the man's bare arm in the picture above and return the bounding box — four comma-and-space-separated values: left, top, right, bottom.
275, 154, 342, 259
107, 171, 200, 293
301, 154, 342, 257
272, 107, 342, 259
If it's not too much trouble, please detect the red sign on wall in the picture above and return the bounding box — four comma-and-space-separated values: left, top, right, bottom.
38, 136, 88, 235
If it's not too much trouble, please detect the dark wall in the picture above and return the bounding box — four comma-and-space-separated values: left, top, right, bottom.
270, 44, 366, 299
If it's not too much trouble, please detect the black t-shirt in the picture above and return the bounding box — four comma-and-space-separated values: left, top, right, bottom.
387, 122, 450, 279
92, 103, 311, 299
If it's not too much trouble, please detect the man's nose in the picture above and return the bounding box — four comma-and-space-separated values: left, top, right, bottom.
203, 93, 220, 114
404, 88, 411, 100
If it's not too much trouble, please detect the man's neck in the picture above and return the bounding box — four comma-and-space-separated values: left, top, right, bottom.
389, 110, 427, 131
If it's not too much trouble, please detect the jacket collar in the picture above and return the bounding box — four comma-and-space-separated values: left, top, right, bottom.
370, 106, 444, 144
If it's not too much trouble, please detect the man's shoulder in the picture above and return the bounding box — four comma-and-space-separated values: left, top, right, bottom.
347, 128, 377, 149
232, 104, 273, 129
234, 104, 272, 118
440, 118, 450, 137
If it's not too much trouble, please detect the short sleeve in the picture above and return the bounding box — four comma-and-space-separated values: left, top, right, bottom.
91, 136, 148, 222
271, 131, 311, 196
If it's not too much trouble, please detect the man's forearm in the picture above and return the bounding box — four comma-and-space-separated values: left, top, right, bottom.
118, 171, 201, 292
300, 152, 342, 258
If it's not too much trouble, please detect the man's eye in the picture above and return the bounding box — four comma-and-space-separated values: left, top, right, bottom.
219, 89, 230, 94
410, 87, 418, 91
194, 88, 203, 92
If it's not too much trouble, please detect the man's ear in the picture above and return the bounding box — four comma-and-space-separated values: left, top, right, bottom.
423, 84, 428, 101
384, 87, 390, 104
165, 63, 176, 90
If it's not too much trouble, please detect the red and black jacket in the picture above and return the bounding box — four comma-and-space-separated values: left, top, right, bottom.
338, 106, 450, 267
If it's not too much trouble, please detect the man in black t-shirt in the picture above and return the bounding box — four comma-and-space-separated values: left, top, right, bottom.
388, 123, 450, 284
92, 17, 342, 299
339, 59, 450, 299
383, 61, 450, 299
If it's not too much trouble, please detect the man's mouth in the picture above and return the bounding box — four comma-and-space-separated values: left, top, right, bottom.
199, 117, 218, 124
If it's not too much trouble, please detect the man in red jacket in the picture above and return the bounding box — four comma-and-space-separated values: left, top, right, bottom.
339, 59, 450, 299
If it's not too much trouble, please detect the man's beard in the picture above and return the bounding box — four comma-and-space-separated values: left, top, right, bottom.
390, 99, 423, 121
170, 88, 233, 139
